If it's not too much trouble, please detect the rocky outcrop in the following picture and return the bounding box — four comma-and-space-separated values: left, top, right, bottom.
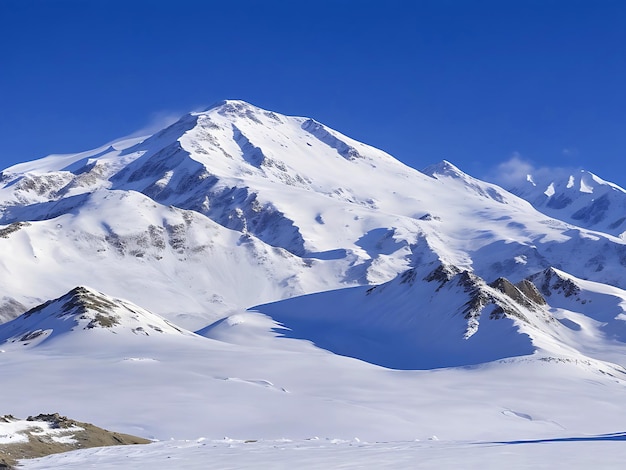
407, 263, 552, 340
0, 413, 150, 468
528, 267, 581, 298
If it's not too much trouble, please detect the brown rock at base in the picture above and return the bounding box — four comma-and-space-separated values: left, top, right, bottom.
0, 413, 151, 468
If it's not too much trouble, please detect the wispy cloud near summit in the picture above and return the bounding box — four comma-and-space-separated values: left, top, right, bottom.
485, 153, 581, 189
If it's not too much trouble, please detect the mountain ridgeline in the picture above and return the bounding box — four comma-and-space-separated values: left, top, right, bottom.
2, 100, 626, 371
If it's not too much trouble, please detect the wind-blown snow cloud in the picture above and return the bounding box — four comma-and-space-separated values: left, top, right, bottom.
126, 104, 210, 139
127, 110, 187, 138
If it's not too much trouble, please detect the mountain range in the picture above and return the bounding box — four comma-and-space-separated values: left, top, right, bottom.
2, 100, 626, 467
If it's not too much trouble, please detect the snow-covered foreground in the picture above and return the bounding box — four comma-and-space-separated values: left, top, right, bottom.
20, 435, 626, 470
2, 277, 626, 467
2, 309, 626, 466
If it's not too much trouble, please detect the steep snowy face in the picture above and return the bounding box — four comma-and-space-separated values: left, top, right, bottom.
0, 286, 194, 348
505, 169, 626, 237
0, 101, 438, 285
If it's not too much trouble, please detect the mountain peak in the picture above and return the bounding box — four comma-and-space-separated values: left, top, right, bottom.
527, 267, 581, 299
505, 166, 626, 235
421, 160, 465, 179
204, 99, 254, 111
0, 286, 191, 347
200, 99, 268, 121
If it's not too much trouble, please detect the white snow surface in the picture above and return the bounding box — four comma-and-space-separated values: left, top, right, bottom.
2, 100, 626, 467
19, 436, 626, 470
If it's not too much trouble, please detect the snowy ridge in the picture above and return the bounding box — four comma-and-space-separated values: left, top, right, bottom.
423, 159, 516, 204
0, 412, 150, 468
526, 267, 626, 365
251, 262, 622, 370
0, 415, 84, 446
0, 286, 192, 348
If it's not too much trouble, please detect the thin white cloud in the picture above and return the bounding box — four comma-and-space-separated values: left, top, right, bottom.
487, 153, 535, 188
486, 153, 580, 189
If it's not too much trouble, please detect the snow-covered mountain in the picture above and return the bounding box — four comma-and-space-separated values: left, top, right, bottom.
504, 168, 626, 237
3, 100, 626, 467
3, 100, 626, 323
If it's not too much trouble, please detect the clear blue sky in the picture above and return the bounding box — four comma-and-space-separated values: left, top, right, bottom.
1, 0, 625, 186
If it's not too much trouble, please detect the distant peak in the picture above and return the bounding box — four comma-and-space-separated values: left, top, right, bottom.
421, 160, 466, 179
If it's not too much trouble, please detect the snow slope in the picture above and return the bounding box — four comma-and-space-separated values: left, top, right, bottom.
0, 188, 344, 329
251, 261, 626, 374
2, 285, 626, 445
20, 436, 626, 470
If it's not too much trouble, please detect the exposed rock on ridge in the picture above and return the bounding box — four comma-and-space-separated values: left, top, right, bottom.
0, 286, 191, 347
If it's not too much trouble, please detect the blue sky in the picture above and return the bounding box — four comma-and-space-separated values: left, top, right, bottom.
1, 0, 625, 187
